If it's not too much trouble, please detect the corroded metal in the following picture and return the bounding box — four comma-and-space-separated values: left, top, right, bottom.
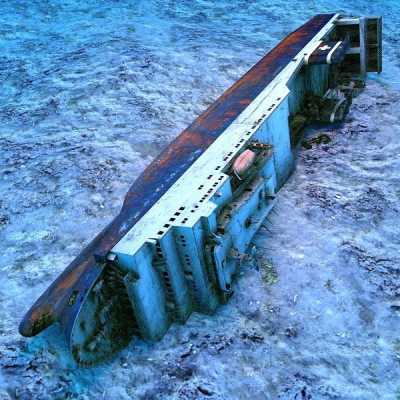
19, 14, 335, 339
306, 39, 349, 65
18, 13, 383, 366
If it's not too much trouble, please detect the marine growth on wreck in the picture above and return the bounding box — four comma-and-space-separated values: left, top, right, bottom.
18, 14, 382, 365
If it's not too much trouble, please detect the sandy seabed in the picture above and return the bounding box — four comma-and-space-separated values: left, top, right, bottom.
0, 1, 399, 399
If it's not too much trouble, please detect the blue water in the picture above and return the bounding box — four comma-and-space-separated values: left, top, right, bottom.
1, 1, 399, 399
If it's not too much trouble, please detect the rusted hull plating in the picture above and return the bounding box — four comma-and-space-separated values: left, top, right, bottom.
19, 13, 382, 365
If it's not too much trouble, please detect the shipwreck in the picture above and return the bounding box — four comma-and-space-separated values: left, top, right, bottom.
19, 13, 382, 365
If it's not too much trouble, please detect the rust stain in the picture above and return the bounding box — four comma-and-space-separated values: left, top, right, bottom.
19, 14, 336, 337
239, 99, 251, 106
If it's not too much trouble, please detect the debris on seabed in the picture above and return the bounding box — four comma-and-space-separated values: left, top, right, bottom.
197, 385, 213, 396
284, 326, 298, 338
390, 301, 400, 311
259, 259, 278, 285
302, 133, 331, 150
